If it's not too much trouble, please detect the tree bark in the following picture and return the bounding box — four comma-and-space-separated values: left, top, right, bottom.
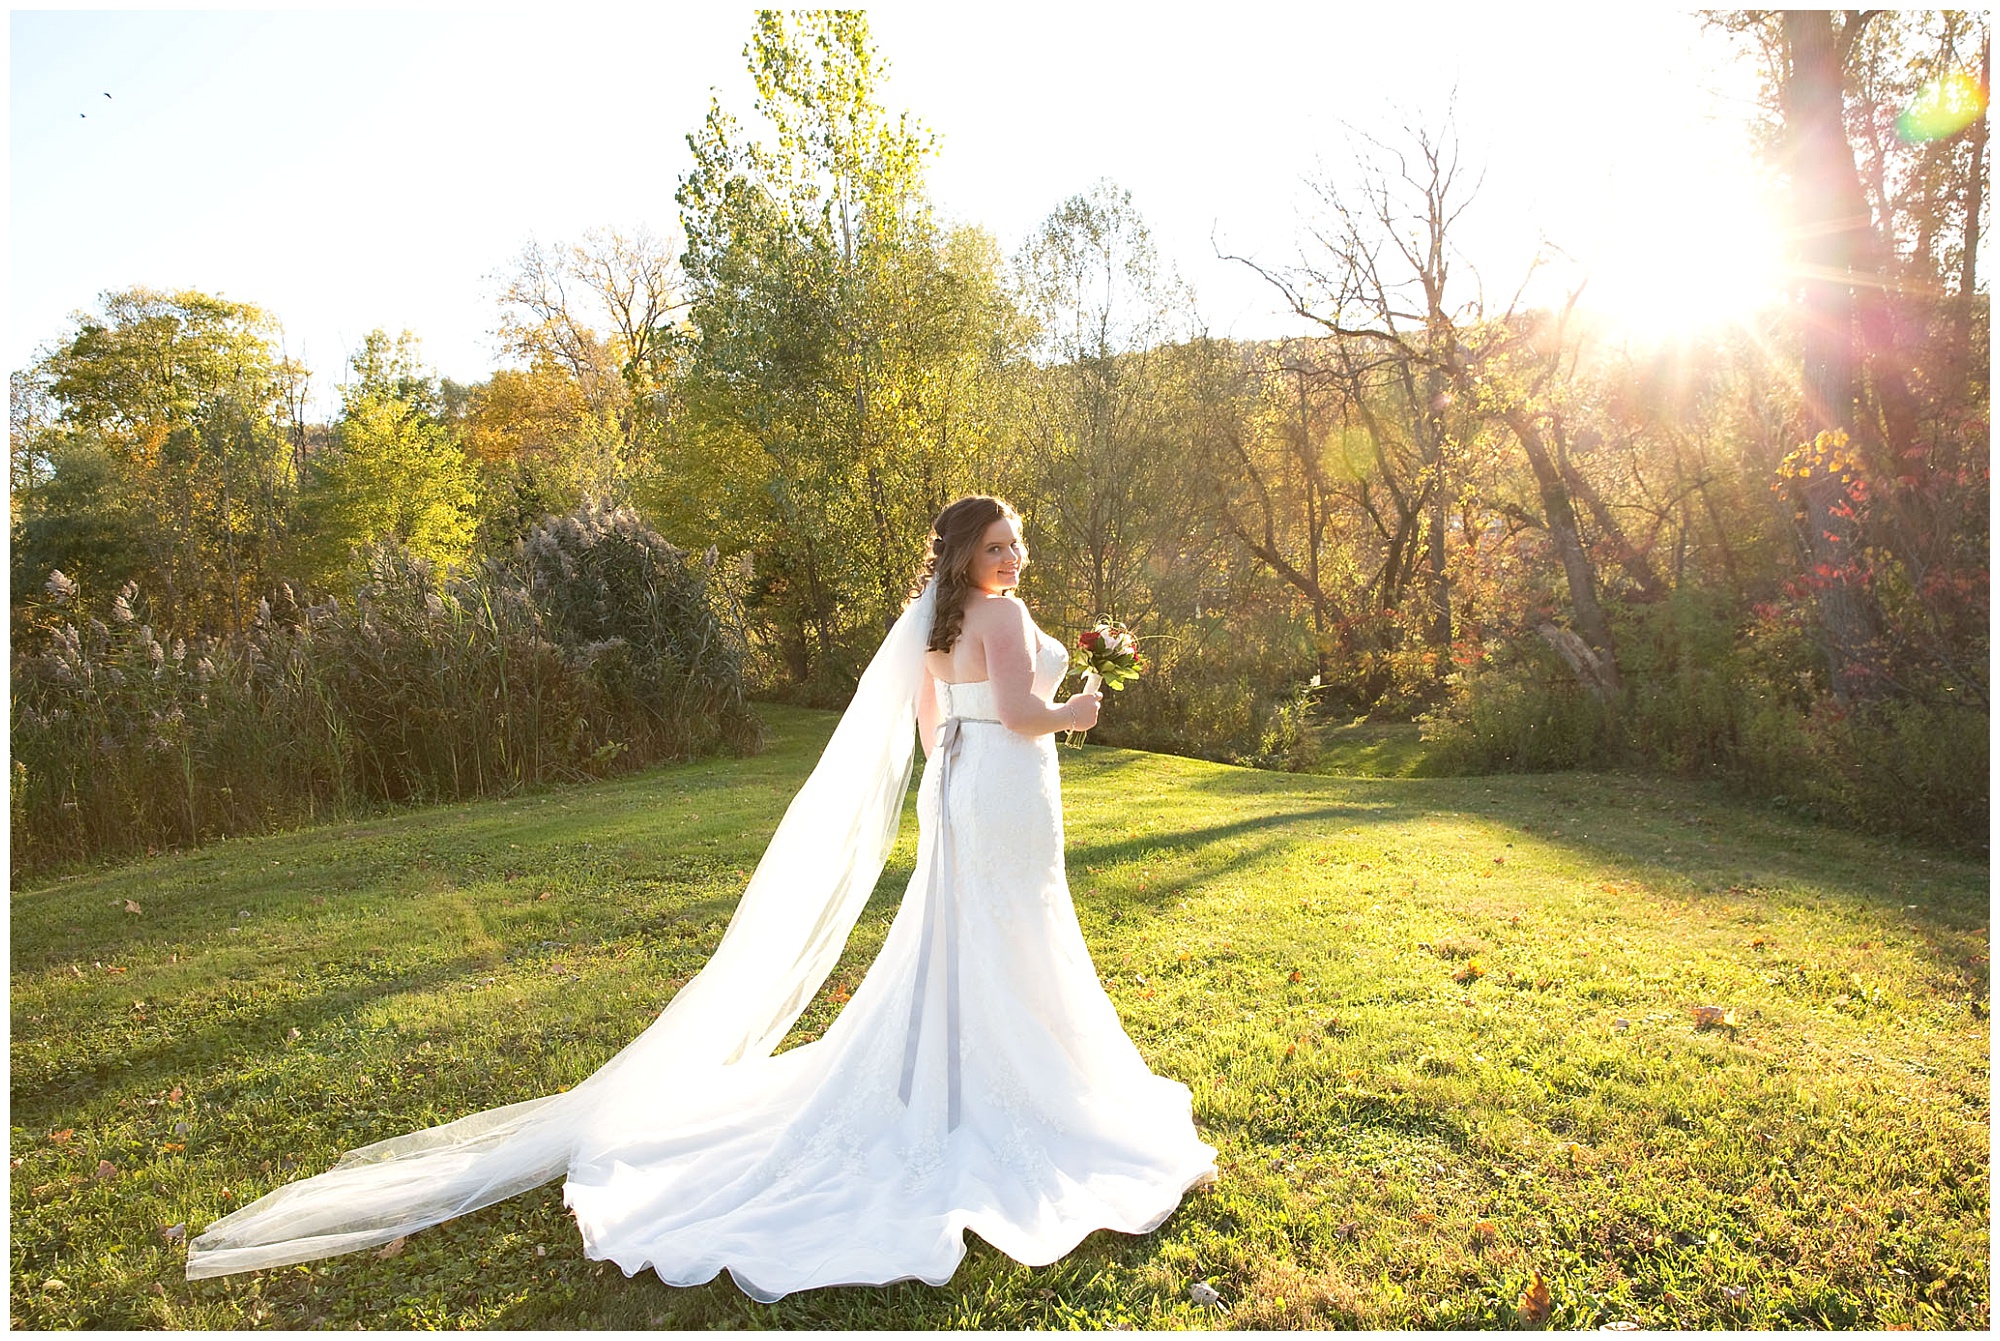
1783, 8, 1885, 702
1502, 405, 1623, 697
1962, 30, 1989, 312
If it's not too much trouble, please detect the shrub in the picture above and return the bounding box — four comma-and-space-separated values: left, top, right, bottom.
1417, 589, 1987, 849
1417, 639, 1616, 775
1089, 622, 1321, 772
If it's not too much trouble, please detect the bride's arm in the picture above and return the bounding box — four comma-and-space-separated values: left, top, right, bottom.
973, 596, 1099, 737
916, 670, 940, 759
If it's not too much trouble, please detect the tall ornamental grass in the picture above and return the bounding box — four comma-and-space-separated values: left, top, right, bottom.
11, 501, 760, 877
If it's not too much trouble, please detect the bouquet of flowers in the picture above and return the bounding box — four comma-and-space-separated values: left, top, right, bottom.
1066, 619, 1141, 745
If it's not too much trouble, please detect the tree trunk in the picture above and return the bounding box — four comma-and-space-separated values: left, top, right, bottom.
1783, 9, 1885, 702
1502, 406, 1623, 697
1962, 30, 1989, 311
1557, 426, 1666, 602
1422, 368, 1452, 653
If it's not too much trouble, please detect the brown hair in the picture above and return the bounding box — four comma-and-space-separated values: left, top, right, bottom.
913, 495, 1025, 653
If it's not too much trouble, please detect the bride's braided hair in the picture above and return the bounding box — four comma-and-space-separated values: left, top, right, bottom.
914, 495, 1024, 653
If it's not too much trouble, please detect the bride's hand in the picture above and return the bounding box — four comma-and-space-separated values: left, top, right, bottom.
1065, 691, 1102, 731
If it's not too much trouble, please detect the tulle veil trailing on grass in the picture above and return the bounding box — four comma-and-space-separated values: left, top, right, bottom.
185, 583, 938, 1279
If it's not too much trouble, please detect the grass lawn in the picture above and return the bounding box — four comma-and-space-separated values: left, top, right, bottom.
10, 704, 1990, 1329
1308, 719, 1432, 778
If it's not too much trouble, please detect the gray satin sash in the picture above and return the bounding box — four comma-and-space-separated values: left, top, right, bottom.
897, 713, 1001, 1129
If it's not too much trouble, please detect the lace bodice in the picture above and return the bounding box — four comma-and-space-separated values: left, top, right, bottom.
935, 628, 1069, 720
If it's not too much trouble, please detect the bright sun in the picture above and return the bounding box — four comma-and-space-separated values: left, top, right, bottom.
1548, 97, 1793, 344
1581, 196, 1790, 341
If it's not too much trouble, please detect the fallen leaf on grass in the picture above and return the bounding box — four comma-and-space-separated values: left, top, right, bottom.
168, 1085, 184, 1104
94, 1159, 117, 1181
1188, 1281, 1228, 1312
1452, 959, 1485, 984
286, 1028, 302, 1041
124, 899, 142, 915
828, 982, 851, 1004
49, 1129, 72, 1145
1691, 1005, 1727, 1029
1518, 1271, 1552, 1324
1412, 1211, 1437, 1226
160, 1142, 185, 1153
1472, 1219, 1498, 1248
161, 1223, 186, 1244
375, 1236, 406, 1260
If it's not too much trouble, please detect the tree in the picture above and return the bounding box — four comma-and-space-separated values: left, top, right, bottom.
12, 288, 305, 634
294, 330, 479, 587
1012, 181, 1202, 632
1230, 124, 1625, 700
673, 10, 1018, 691
493, 226, 687, 478
1716, 9, 1990, 703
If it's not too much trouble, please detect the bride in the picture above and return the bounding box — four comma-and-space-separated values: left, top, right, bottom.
187, 495, 1217, 1301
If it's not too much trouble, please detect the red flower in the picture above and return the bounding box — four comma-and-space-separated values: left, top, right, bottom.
1080, 629, 1104, 651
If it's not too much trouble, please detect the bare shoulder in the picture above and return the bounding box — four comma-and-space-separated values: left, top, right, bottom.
962, 592, 1032, 628
962, 593, 1034, 648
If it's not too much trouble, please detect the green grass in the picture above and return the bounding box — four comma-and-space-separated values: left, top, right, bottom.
10, 704, 1989, 1329
1308, 719, 1432, 777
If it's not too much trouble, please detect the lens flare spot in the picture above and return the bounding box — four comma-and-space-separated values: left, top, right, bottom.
1896, 70, 1987, 144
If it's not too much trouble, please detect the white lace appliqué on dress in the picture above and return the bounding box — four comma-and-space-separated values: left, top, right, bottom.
560, 627, 1217, 1301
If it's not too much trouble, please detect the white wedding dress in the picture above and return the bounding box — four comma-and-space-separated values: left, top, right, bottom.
187, 587, 1215, 1300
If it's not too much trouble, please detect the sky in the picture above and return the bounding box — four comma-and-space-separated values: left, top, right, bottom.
10, 3, 1785, 416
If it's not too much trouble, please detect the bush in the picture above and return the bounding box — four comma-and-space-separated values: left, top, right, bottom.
11, 503, 761, 877
1416, 590, 1987, 849
1417, 638, 1616, 775
1089, 622, 1321, 772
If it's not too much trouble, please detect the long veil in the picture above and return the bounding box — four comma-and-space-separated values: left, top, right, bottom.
185, 582, 938, 1279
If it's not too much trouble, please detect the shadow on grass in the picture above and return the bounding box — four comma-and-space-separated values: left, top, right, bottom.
12, 886, 750, 1125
